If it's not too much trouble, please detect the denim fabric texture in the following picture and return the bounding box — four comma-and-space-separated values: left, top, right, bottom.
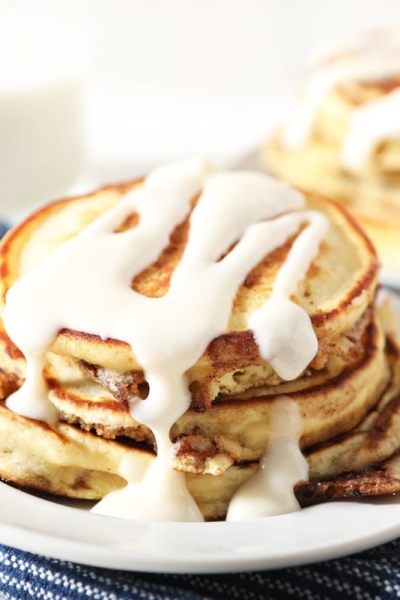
0, 539, 400, 600
0, 222, 10, 240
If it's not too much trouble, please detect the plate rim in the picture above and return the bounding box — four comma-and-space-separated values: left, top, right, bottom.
2, 481, 400, 573
381, 267, 400, 290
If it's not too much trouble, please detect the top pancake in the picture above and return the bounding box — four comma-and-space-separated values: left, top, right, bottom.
0, 178, 378, 393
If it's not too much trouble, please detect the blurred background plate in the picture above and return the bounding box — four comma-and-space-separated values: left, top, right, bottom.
1, 0, 400, 279
1, 1, 400, 210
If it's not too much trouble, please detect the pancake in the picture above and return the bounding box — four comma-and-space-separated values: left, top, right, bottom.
0, 157, 399, 522
262, 26, 400, 272
0, 179, 379, 409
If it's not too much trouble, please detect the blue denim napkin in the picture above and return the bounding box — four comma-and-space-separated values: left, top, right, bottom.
0, 222, 10, 239
0, 537, 399, 600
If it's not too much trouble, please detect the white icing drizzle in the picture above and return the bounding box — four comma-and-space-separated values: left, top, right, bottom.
3, 158, 328, 522
226, 397, 308, 521
342, 88, 400, 171
282, 27, 400, 170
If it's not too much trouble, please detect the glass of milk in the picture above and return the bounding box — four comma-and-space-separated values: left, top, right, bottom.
0, 12, 87, 220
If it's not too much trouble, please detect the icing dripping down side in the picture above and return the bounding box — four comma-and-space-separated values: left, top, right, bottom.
3, 158, 328, 521
226, 397, 308, 521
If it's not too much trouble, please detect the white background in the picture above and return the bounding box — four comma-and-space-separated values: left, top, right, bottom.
1, 0, 400, 198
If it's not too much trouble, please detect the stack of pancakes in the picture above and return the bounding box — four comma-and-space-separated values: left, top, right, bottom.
0, 170, 400, 520
262, 27, 400, 272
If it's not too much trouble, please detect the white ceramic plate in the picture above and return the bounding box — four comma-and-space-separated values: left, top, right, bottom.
381, 267, 400, 291
1, 482, 400, 573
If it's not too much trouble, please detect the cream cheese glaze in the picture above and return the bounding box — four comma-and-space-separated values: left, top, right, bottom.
342, 88, 400, 171
3, 158, 328, 521
227, 397, 308, 521
282, 27, 400, 171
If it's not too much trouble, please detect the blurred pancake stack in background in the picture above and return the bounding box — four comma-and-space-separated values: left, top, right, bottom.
262, 26, 400, 276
